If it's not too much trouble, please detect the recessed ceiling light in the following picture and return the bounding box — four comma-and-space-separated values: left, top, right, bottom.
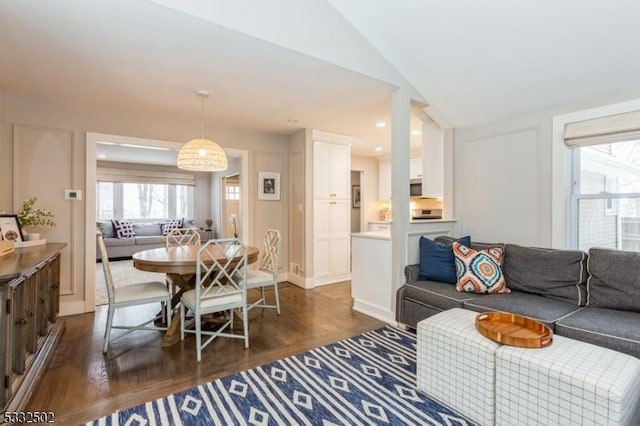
375, 121, 387, 128
412, 130, 421, 136
375, 147, 383, 152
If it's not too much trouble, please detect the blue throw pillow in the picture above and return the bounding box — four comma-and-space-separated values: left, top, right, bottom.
418, 235, 471, 284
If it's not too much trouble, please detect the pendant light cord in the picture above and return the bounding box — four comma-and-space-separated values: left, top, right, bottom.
200, 94, 205, 140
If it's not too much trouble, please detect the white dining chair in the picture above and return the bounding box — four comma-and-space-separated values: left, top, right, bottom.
97, 235, 172, 353
180, 238, 249, 362
244, 229, 281, 314
165, 227, 201, 295
165, 227, 201, 248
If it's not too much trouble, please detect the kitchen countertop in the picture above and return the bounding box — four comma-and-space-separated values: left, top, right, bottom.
410, 218, 457, 224
350, 230, 391, 240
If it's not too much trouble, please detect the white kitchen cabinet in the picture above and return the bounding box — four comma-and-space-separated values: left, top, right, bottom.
313, 199, 350, 282
314, 141, 350, 199
378, 160, 391, 200
410, 157, 423, 180
312, 131, 351, 286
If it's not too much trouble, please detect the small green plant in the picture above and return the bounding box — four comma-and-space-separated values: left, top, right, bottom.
17, 197, 56, 228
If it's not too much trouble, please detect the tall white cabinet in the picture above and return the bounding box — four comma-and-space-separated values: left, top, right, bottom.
312, 131, 351, 286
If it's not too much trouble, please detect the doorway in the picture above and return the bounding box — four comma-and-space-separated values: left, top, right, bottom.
221, 173, 241, 239
85, 132, 249, 312
350, 170, 363, 233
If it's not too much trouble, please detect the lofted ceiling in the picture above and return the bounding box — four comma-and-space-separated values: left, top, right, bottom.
2, 1, 640, 162
329, 0, 640, 127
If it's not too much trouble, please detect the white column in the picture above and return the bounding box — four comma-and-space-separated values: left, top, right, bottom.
390, 88, 411, 316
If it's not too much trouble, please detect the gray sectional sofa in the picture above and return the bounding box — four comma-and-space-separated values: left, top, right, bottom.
96, 219, 201, 260
396, 236, 640, 359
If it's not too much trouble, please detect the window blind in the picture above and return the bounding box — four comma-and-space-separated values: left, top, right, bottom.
564, 110, 640, 148
97, 165, 195, 186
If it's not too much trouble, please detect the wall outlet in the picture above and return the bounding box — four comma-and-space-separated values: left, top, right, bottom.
291, 263, 299, 275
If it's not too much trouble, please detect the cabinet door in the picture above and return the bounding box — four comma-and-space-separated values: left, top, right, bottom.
24, 270, 38, 354
378, 161, 391, 200
410, 157, 423, 180
313, 142, 332, 198
331, 144, 351, 199
330, 200, 351, 275
313, 200, 332, 278
10, 278, 27, 375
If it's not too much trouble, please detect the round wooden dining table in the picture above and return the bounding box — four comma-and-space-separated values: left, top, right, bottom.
133, 244, 259, 346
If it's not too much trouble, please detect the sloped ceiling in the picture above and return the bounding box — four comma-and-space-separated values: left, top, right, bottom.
2, 0, 640, 159
329, 0, 640, 127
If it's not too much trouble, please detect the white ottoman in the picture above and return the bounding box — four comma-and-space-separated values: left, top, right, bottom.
417, 308, 501, 425
496, 335, 640, 425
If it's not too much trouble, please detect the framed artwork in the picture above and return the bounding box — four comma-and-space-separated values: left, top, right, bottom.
352, 185, 361, 208
258, 171, 280, 201
0, 214, 24, 242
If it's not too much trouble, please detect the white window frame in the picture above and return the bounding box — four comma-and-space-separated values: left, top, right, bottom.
552, 98, 640, 248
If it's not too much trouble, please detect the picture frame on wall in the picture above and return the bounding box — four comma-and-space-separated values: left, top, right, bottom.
0, 214, 24, 242
258, 171, 280, 201
352, 185, 361, 208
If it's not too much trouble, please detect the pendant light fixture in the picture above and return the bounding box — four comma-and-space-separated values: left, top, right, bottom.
177, 90, 228, 172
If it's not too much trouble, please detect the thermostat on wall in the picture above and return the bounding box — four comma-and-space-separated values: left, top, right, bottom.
65, 189, 82, 200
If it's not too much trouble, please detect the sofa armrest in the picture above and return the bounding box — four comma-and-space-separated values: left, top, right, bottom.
404, 264, 420, 285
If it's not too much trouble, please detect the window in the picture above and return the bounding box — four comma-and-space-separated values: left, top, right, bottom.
225, 184, 240, 201
571, 140, 640, 251
97, 182, 194, 220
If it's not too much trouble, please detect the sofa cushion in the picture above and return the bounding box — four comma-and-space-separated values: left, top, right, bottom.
503, 244, 587, 306
587, 248, 640, 313
162, 218, 183, 236
134, 222, 162, 237
463, 291, 579, 330
454, 242, 509, 294
102, 237, 135, 247
418, 235, 471, 284
403, 280, 481, 312
555, 307, 640, 359
111, 219, 135, 238
97, 221, 116, 238
135, 236, 165, 245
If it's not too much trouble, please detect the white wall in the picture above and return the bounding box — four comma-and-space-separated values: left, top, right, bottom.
1, 91, 291, 315
453, 95, 640, 248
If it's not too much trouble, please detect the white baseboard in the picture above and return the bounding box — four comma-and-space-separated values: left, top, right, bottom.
353, 299, 395, 325
286, 273, 314, 289
313, 273, 351, 287
59, 300, 88, 317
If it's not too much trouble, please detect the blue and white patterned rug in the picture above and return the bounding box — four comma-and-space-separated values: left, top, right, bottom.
87, 326, 473, 425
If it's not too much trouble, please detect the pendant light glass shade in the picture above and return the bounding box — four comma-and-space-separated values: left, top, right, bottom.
177, 91, 228, 172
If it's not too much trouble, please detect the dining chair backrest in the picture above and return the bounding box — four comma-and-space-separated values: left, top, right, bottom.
196, 238, 247, 308
97, 235, 116, 303
166, 227, 201, 248
258, 229, 280, 276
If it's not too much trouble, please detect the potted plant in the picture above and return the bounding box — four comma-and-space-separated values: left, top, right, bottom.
17, 197, 56, 241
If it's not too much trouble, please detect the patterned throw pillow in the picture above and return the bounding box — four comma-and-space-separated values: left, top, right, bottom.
111, 219, 136, 239
453, 242, 510, 294
162, 218, 183, 236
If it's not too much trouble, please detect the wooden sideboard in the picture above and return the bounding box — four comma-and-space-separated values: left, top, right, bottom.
0, 243, 65, 415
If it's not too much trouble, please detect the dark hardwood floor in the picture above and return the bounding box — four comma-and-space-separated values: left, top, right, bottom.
26, 281, 383, 424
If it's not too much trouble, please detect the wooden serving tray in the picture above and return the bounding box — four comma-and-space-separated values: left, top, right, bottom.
476, 311, 553, 348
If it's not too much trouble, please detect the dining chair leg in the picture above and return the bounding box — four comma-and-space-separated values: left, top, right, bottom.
243, 307, 249, 349
103, 305, 115, 353
273, 282, 281, 315
180, 304, 185, 341
165, 298, 172, 327
195, 313, 202, 363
